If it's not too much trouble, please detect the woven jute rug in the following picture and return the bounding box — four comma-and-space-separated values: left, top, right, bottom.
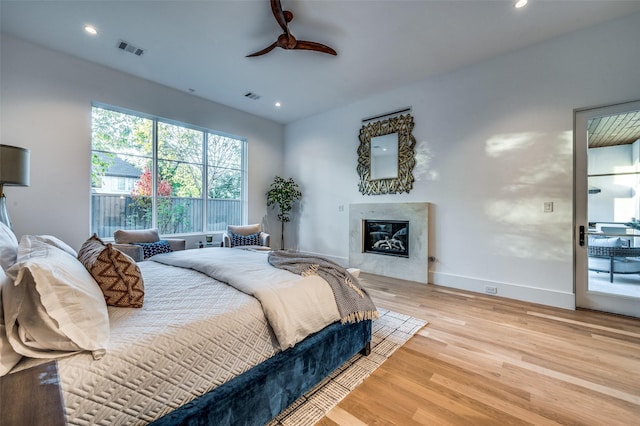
267, 309, 428, 426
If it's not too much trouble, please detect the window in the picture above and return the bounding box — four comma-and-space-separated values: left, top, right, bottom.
116, 177, 126, 191
91, 105, 246, 238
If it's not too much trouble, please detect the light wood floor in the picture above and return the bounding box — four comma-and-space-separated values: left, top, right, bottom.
318, 273, 640, 426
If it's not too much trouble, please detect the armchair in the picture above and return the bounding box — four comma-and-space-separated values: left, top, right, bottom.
223, 224, 270, 249
113, 228, 186, 262
588, 236, 640, 282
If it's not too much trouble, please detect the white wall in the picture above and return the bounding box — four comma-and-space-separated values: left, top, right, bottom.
0, 35, 285, 250
284, 12, 640, 309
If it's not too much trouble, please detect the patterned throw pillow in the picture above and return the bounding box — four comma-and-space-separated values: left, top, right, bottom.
133, 240, 173, 259
78, 234, 144, 308
230, 231, 261, 247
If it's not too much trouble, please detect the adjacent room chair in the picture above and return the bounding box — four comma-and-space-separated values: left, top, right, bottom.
588, 236, 640, 283
113, 228, 186, 261
223, 224, 270, 249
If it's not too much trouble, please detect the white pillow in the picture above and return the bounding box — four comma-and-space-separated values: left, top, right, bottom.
4, 235, 109, 360
0, 221, 18, 271
32, 235, 77, 257
589, 236, 624, 248
0, 267, 22, 376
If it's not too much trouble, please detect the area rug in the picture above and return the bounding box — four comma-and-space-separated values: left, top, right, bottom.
267, 309, 428, 426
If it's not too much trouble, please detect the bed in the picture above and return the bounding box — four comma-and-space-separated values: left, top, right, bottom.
0, 232, 375, 425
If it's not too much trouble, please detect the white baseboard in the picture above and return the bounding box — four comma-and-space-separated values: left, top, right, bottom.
430, 271, 576, 310
292, 253, 576, 311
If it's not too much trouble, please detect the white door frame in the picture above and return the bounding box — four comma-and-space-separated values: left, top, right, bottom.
574, 100, 640, 317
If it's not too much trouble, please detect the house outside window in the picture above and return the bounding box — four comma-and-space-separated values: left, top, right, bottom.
90, 105, 246, 238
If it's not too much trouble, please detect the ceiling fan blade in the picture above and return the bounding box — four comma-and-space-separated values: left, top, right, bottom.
270, 0, 289, 34
248, 1, 336, 58
246, 42, 278, 57
294, 40, 337, 56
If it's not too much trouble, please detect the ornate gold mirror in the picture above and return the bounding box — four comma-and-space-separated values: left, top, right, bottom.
357, 113, 416, 195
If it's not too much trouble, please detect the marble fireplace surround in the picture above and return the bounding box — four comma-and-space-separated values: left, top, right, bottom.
349, 202, 429, 283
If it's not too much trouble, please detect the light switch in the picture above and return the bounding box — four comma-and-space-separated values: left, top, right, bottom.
544, 201, 553, 213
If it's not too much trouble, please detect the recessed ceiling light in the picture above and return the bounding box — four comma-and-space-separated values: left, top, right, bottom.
84, 25, 97, 35
275, 102, 281, 108
514, 0, 528, 9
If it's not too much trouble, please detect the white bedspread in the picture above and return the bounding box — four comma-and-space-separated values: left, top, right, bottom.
12, 261, 281, 425
151, 248, 341, 349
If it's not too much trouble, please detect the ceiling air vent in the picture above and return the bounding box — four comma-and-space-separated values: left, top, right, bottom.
117, 40, 144, 56
245, 92, 261, 100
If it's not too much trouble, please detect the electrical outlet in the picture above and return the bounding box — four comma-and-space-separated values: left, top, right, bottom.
484, 286, 498, 295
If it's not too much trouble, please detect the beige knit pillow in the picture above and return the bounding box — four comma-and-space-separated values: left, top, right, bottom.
227, 224, 261, 236
78, 235, 144, 308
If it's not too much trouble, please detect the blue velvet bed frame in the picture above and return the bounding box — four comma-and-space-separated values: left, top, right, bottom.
150, 319, 372, 426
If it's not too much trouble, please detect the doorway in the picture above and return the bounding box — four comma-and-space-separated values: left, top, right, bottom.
575, 100, 640, 318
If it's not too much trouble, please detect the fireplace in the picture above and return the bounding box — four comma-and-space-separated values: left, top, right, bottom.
350, 203, 428, 283
362, 220, 409, 258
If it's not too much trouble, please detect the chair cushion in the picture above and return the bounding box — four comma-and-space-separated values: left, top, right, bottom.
229, 231, 261, 247
589, 236, 625, 247
78, 234, 144, 308
113, 228, 160, 244
228, 224, 261, 236
133, 240, 173, 259
588, 256, 640, 273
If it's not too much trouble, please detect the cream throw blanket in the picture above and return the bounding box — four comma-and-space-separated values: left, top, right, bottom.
150, 248, 343, 349
268, 250, 379, 324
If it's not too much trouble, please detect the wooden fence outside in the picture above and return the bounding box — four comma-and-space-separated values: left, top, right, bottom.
91, 194, 243, 238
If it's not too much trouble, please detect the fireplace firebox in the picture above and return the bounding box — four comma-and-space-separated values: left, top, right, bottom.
362, 220, 409, 257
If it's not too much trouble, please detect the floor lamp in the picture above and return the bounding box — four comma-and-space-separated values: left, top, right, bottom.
0, 145, 30, 229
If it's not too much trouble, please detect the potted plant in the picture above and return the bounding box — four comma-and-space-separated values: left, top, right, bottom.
626, 219, 640, 231
266, 176, 302, 249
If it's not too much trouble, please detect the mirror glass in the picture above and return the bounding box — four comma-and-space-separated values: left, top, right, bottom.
370, 133, 398, 180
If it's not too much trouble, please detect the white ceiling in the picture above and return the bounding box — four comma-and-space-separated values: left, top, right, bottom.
2, 0, 640, 124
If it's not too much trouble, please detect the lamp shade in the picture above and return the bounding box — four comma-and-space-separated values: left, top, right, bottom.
0, 144, 30, 187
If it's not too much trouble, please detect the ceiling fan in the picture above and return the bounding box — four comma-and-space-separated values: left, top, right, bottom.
246, 0, 337, 57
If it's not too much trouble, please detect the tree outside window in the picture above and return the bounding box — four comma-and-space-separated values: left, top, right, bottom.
90, 105, 246, 238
